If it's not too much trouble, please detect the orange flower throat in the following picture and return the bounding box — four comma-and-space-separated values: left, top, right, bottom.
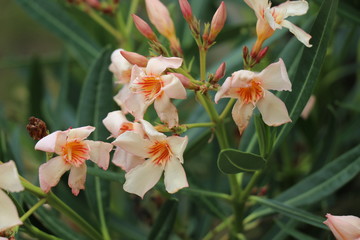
61, 140, 89, 167
237, 80, 263, 104
149, 141, 172, 165
135, 75, 163, 101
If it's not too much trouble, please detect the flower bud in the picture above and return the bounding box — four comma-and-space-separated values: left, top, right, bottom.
208, 1, 227, 44
255, 46, 269, 63
145, 0, 176, 40
179, 0, 193, 22
324, 214, 360, 240
132, 14, 158, 41
120, 51, 148, 68
168, 72, 191, 88
212, 62, 226, 83
26, 116, 48, 140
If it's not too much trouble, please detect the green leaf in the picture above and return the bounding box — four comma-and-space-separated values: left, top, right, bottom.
274, 0, 339, 148
245, 144, 360, 223
28, 57, 44, 119
16, 0, 100, 66
217, 149, 266, 174
275, 220, 318, 240
254, 114, 274, 158
149, 199, 178, 240
250, 196, 328, 230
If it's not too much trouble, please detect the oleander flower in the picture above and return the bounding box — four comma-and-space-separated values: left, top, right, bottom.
125, 56, 187, 128
0, 161, 24, 232
324, 214, 360, 240
245, 0, 312, 53
112, 120, 188, 198
215, 58, 291, 134
103, 111, 145, 172
35, 126, 113, 195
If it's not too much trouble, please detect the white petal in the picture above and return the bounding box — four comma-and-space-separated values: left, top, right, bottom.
257, 90, 291, 126
167, 136, 188, 164
86, 140, 113, 170
154, 95, 179, 128
264, 8, 282, 30
109, 48, 133, 83
113, 86, 131, 114
102, 110, 128, 138
162, 74, 187, 99
35, 130, 67, 154
112, 147, 145, 172
164, 157, 188, 194
123, 92, 149, 120
67, 126, 95, 141
123, 160, 163, 198
215, 76, 232, 103
146, 56, 182, 76
140, 119, 166, 141
0, 161, 23, 192
112, 131, 152, 158
276, 0, 309, 18
68, 165, 87, 196
281, 20, 312, 47
232, 100, 254, 134
244, 0, 270, 19
0, 190, 22, 232
257, 59, 291, 91
39, 156, 71, 193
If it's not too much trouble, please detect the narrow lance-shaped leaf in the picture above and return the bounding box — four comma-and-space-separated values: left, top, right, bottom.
149, 199, 178, 240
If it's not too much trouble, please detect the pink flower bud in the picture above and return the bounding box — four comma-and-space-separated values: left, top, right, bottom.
168, 72, 191, 88
255, 46, 269, 63
324, 214, 360, 240
120, 51, 148, 68
179, 0, 193, 22
213, 62, 226, 83
145, 0, 176, 39
132, 14, 157, 41
208, 1, 227, 43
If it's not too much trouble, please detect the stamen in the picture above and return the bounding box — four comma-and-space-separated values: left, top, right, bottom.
148, 141, 172, 165
134, 75, 163, 101
237, 79, 263, 104
61, 140, 89, 167
119, 122, 134, 135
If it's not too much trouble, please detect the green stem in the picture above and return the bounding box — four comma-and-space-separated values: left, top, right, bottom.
181, 188, 231, 201
125, 0, 139, 35
199, 48, 207, 81
184, 122, 215, 129
202, 216, 234, 240
88, 9, 124, 42
24, 223, 62, 240
20, 198, 47, 222
95, 177, 111, 240
219, 98, 236, 120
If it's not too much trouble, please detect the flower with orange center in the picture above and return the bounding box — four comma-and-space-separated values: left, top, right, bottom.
245, 0, 312, 54
112, 120, 188, 198
125, 56, 187, 128
103, 111, 145, 172
215, 59, 292, 134
0, 161, 24, 233
35, 126, 113, 195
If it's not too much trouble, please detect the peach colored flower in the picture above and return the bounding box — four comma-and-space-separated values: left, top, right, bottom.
35, 126, 113, 195
324, 214, 360, 240
0, 161, 24, 232
215, 59, 291, 134
103, 111, 145, 172
125, 56, 186, 128
112, 120, 188, 198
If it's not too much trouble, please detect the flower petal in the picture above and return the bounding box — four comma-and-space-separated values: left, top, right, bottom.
112, 131, 152, 158
215, 75, 232, 103
154, 95, 179, 128
324, 214, 360, 240
257, 90, 291, 126
281, 20, 312, 47
102, 110, 128, 138
232, 100, 254, 134
146, 56, 182, 76
112, 147, 145, 172
164, 157, 188, 193
86, 140, 113, 170
39, 156, 71, 193
67, 126, 95, 141
113, 85, 131, 114
257, 58, 291, 91
68, 164, 87, 196
276, 0, 309, 18
264, 8, 282, 30
244, 0, 270, 19
0, 190, 22, 232
140, 119, 166, 141
123, 160, 163, 198
0, 161, 23, 192
35, 130, 67, 154
109, 48, 133, 84
167, 136, 188, 164
162, 74, 187, 99
124, 91, 150, 120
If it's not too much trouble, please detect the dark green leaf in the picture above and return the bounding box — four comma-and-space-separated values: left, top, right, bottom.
28, 57, 44, 119
217, 149, 266, 174
149, 199, 178, 240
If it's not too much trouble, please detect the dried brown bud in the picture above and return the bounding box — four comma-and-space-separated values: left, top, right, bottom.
26, 116, 48, 140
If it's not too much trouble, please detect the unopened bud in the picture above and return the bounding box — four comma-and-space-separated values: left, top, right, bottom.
243, 46, 249, 60
120, 51, 148, 67
85, 0, 100, 8
255, 46, 269, 63
208, 1, 227, 44
169, 72, 191, 88
179, 0, 193, 22
132, 14, 158, 41
212, 62, 226, 83
26, 117, 48, 140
